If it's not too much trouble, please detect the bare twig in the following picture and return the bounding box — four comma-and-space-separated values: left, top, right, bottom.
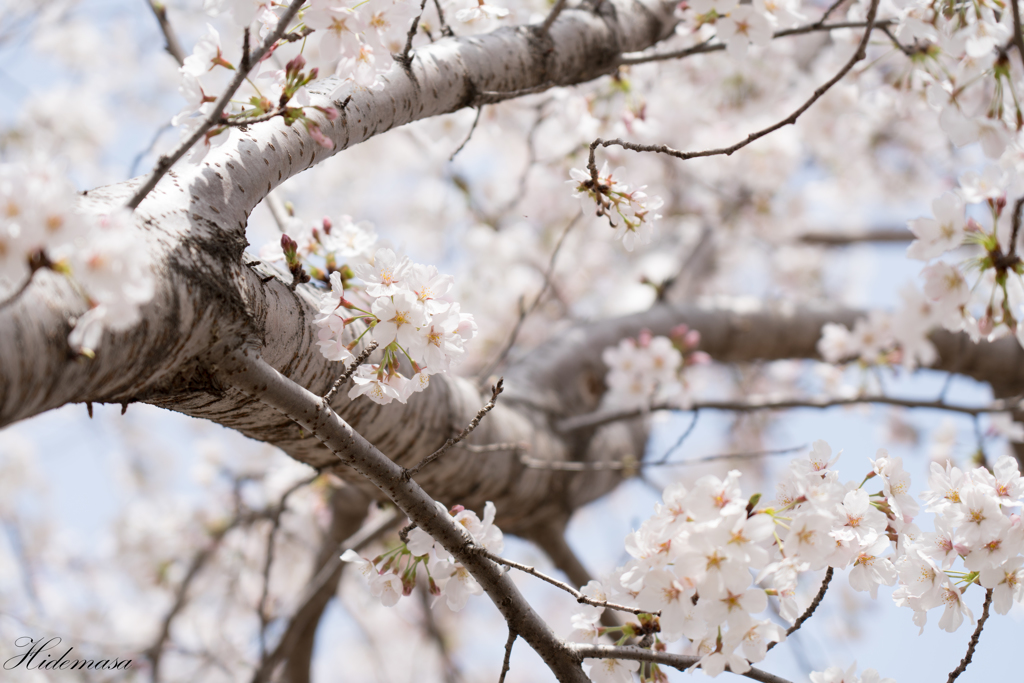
450, 106, 483, 160
594, 0, 880, 176
145, 513, 248, 680
619, 19, 891, 66
766, 567, 833, 652
477, 213, 580, 382
498, 630, 517, 683
432, 0, 455, 37
476, 548, 654, 616
540, 0, 568, 35
251, 508, 403, 683
1010, 196, 1024, 258
1011, 0, 1024, 70
146, 0, 187, 66
517, 444, 806, 472
474, 81, 557, 105
406, 379, 504, 476
323, 341, 379, 404
947, 589, 992, 683
462, 441, 531, 453
264, 192, 291, 232
568, 645, 795, 683
400, 0, 431, 68
797, 228, 912, 245
816, 0, 850, 26
257, 475, 318, 659
126, 0, 306, 211
654, 409, 699, 464
557, 393, 1024, 433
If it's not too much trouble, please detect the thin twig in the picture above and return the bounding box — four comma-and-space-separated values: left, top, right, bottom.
557, 393, 1024, 433
476, 212, 580, 382
126, 0, 306, 211
816, 0, 850, 27
539, 0, 568, 35
406, 380, 504, 477
593, 0, 880, 177
797, 227, 912, 245
766, 567, 833, 652
517, 445, 806, 472
474, 81, 557, 105
251, 508, 403, 683
568, 644, 795, 683
1011, 0, 1024, 70
498, 630, 517, 683
1010, 196, 1024, 258
432, 0, 455, 37
323, 341, 379, 404
947, 589, 992, 683
0, 270, 37, 312
264, 192, 291, 232
462, 441, 531, 453
654, 409, 699, 464
619, 19, 890, 66
146, 0, 187, 66
476, 548, 655, 616
257, 475, 318, 659
450, 106, 483, 161
400, 0, 431, 68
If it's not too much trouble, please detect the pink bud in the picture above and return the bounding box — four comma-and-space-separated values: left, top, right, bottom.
684, 329, 700, 348
637, 329, 652, 348
322, 216, 333, 233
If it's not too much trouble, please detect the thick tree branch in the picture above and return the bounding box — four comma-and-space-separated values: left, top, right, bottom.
216, 348, 588, 683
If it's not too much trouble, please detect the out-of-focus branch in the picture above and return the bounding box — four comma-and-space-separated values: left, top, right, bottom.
253, 499, 397, 683
557, 395, 1023, 433
797, 228, 913, 245
146, 0, 186, 66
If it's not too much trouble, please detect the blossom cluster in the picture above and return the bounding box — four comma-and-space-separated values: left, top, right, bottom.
261, 215, 476, 404
174, 23, 338, 159
905, 166, 1024, 350
816, 285, 943, 370
567, 440, 1024, 680
569, 165, 664, 251
817, 166, 1024, 366
895, 455, 1024, 629
893, 0, 1020, 161
0, 162, 154, 355
342, 501, 503, 611
176, 0, 515, 157
601, 326, 708, 409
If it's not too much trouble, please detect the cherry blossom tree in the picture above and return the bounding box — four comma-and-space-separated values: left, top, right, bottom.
2, 0, 1024, 681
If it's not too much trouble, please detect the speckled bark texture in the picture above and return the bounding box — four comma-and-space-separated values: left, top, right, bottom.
3, 0, 1024, 539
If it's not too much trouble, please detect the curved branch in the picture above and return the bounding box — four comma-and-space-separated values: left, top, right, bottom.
589, 0, 879, 173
